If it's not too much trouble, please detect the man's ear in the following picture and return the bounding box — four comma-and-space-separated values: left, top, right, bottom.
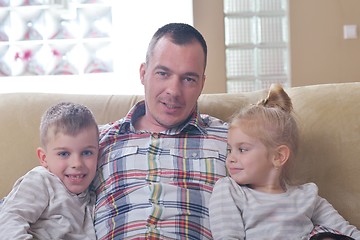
201, 74, 206, 89
37, 147, 48, 168
273, 145, 290, 169
139, 63, 146, 85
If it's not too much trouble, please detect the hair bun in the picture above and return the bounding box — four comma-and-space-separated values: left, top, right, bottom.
257, 83, 293, 113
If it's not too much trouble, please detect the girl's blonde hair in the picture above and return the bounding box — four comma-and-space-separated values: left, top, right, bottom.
229, 84, 299, 185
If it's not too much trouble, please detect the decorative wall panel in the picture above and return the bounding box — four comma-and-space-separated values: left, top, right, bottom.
0, 0, 112, 76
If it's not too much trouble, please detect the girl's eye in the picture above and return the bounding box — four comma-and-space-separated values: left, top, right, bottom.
227, 148, 231, 154
239, 148, 247, 153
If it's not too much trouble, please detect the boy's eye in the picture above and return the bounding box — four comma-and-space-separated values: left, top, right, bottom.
82, 150, 93, 156
58, 151, 70, 157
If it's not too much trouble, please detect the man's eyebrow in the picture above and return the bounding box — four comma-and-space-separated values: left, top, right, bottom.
155, 65, 200, 78
184, 72, 200, 78
154, 65, 170, 72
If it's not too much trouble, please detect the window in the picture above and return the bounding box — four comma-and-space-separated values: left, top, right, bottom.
224, 0, 290, 93
0, 0, 193, 95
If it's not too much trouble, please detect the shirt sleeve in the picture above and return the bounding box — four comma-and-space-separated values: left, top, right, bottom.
209, 177, 245, 240
0, 167, 50, 239
310, 183, 360, 239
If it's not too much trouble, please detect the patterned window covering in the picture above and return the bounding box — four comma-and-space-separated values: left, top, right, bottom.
0, 0, 113, 76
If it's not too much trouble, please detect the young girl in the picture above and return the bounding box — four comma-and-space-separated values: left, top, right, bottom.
209, 84, 360, 240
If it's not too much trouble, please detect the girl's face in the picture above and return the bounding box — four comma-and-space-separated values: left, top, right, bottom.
37, 126, 99, 194
226, 125, 279, 192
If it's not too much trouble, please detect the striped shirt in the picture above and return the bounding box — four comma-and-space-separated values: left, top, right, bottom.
0, 166, 96, 239
93, 101, 228, 239
209, 177, 360, 240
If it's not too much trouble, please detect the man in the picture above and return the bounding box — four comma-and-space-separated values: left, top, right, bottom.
93, 23, 228, 239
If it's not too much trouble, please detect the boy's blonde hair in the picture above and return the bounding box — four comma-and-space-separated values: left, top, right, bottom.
229, 84, 299, 185
39, 102, 99, 147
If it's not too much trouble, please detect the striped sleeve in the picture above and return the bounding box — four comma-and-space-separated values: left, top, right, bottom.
310, 183, 360, 239
0, 167, 49, 238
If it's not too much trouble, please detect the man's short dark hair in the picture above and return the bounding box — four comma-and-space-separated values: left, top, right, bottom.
145, 23, 207, 69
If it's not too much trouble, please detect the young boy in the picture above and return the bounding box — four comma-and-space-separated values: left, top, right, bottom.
0, 102, 98, 239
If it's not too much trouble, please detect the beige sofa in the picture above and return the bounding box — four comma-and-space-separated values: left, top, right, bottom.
1, 82, 359, 228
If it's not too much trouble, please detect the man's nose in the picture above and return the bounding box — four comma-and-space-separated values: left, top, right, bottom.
165, 76, 182, 96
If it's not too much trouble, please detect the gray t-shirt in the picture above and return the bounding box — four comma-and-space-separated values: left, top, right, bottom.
209, 177, 360, 240
0, 166, 96, 239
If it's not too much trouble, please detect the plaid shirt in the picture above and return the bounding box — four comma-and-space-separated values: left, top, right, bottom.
93, 101, 228, 240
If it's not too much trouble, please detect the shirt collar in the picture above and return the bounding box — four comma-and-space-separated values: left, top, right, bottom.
119, 100, 207, 135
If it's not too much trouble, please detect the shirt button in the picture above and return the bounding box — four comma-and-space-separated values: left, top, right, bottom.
147, 223, 156, 229
192, 152, 198, 157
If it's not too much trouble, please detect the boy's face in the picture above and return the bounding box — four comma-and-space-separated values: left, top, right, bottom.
37, 126, 99, 194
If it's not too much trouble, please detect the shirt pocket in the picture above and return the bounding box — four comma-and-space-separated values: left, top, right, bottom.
170, 148, 226, 185
99, 146, 139, 180
108, 146, 139, 161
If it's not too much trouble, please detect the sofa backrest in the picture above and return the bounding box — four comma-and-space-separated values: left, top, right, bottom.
0, 82, 359, 227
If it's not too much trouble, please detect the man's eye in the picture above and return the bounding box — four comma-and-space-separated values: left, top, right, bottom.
184, 76, 199, 84
156, 71, 167, 77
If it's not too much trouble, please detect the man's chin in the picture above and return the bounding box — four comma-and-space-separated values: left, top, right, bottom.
156, 116, 185, 129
